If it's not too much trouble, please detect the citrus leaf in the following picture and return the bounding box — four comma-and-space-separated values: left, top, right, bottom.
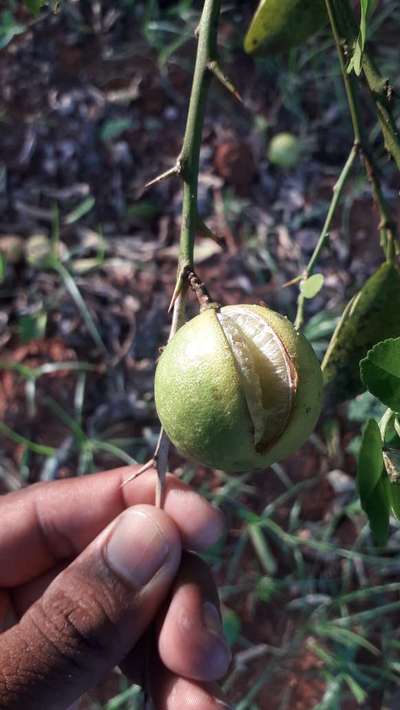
300, 273, 324, 300
364, 475, 390, 547
357, 418, 383, 508
360, 338, 400, 412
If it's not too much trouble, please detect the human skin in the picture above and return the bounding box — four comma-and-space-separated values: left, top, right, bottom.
0, 466, 232, 709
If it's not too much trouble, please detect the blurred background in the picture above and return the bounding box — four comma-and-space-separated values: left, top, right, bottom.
1, 1, 400, 707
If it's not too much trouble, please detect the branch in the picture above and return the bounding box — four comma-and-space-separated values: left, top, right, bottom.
124, 0, 222, 506
295, 145, 357, 331
178, 0, 221, 270
333, 0, 400, 170
326, 0, 397, 262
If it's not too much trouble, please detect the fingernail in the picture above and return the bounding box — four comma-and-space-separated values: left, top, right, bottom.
106, 510, 170, 588
203, 601, 223, 634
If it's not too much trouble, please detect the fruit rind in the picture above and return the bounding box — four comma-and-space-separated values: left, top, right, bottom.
322, 263, 400, 403
244, 0, 327, 55
155, 304, 323, 471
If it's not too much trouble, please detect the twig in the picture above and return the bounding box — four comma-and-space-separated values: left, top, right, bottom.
333, 0, 400, 170
124, 1, 222, 507
295, 0, 399, 331
295, 145, 357, 331
326, 0, 397, 261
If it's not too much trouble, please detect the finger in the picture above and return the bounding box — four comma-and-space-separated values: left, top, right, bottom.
151, 663, 232, 710
0, 505, 181, 710
0, 590, 17, 632
157, 553, 231, 682
12, 563, 66, 618
0, 466, 224, 587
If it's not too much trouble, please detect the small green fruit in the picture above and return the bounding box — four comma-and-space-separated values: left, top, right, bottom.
155, 304, 323, 471
268, 132, 301, 169
244, 0, 327, 55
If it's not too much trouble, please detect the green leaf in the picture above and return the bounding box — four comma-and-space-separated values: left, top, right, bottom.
343, 674, 367, 704
360, 0, 376, 48
360, 338, 400, 411
64, 196, 95, 225
347, 0, 376, 76
222, 608, 241, 647
0, 252, 6, 282
255, 576, 279, 602
100, 118, 134, 143
24, 0, 46, 15
357, 418, 384, 508
300, 273, 324, 300
248, 524, 277, 575
18, 313, 47, 344
364, 475, 390, 546
0, 10, 25, 49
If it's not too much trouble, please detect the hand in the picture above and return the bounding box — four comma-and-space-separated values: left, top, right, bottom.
0, 467, 232, 709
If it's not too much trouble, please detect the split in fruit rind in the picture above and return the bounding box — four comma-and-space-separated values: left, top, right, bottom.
244, 0, 327, 55
216, 308, 295, 448
154, 304, 323, 472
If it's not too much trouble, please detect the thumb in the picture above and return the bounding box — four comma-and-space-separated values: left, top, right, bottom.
0, 505, 181, 710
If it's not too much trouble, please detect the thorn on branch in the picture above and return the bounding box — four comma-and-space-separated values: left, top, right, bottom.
121, 429, 170, 509
197, 218, 224, 245
143, 158, 183, 191
207, 60, 244, 105
167, 272, 185, 314
282, 274, 303, 289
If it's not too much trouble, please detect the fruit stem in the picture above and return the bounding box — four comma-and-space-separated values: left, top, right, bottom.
295, 145, 357, 331
327, 0, 398, 263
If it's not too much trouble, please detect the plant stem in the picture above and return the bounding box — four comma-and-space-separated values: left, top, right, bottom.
326, 0, 397, 261
295, 145, 357, 331
333, 0, 400, 170
178, 0, 221, 270
152, 0, 221, 507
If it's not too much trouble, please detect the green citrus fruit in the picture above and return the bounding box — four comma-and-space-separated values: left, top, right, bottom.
268, 132, 301, 169
244, 0, 327, 55
155, 304, 323, 471
322, 263, 400, 403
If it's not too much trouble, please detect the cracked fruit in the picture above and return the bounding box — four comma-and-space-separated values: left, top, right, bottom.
155, 304, 323, 471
